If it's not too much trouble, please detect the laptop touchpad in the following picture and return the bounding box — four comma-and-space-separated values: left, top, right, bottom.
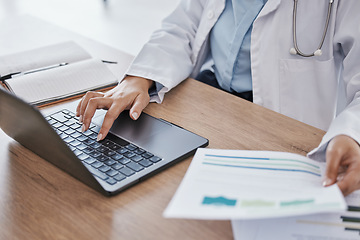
93, 110, 172, 147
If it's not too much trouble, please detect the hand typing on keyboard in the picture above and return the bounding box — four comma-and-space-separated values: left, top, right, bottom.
47, 110, 162, 186
76, 76, 154, 141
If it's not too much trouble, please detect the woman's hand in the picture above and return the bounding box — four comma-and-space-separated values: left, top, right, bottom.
76, 76, 154, 141
324, 135, 360, 196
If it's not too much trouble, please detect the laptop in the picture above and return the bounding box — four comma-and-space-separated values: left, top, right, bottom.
0, 87, 209, 196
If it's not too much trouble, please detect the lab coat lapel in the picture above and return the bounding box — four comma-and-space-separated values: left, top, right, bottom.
257, 0, 281, 19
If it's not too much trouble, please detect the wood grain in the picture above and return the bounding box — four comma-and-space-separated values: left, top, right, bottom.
0, 78, 325, 240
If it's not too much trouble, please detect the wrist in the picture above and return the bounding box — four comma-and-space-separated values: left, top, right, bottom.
123, 75, 154, 90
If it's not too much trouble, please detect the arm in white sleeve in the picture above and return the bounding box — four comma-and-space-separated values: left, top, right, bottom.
126, 0, 207, 103
308, 0, 360, 161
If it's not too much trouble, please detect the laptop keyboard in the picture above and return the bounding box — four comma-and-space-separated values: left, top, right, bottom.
45, 110, 162, 185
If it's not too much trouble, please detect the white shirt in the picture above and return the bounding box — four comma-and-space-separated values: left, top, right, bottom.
126, 0, 360, 161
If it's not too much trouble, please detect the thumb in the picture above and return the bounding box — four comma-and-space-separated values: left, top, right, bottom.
324, 142, 342, 187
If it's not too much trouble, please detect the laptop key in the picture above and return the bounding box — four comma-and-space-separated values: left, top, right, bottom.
142, 152, 153, 159
62, 110, 70, 115
96, 154, 109, 162
52, 122, 63, 128
106, 178, 117, 185
104, 150, 116, 157
89, 151, 102, 158
77, 135, 89, 142
112, 163, 124, 170
108, 143, 121, 151
149, 156, 162, 163
99, 165, 111, 173
64, 118, 77, 126
105, 159, 116, 166
78, 153, 90, 161
64, 128, 76, 135
83, 147, 95, 154
101, 139, 113, 147
63, 136, 75, 143
71, 132, 82, 139
83, 138, 95, 145
139, 159, 153, 167
91, 161, 103, 168
124, 152, 135, 158
134, 148, 146, 155
126, 161, 144, 172
70, 122, 82, 130
126, 144, 137, 151
106, 133, 129, 146
119, 157, 131, 165
91, 142, 102, 149
76, 143, 88, 151
111, 153, 123, 161
114, 173, 126, 181
131, 155, 143, 162
116, 148, 128, 154
59, 133, 68, 139
51, 112, 69, 123
49, 119, 58, 124
88, 133, 98, 140
69, 140, 81, 147
119, 167, 135, 177
84, 164, 108, 180
59, 125, 69, 132
83, 157, 96, 165
83, 130, 93, 136
106, 169, 118, 177
73, 149, 83, 156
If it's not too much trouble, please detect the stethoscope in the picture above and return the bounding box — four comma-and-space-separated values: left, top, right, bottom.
290, 0, 334, 57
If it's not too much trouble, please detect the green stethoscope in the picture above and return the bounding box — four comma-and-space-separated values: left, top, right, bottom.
290, 0, 334, 57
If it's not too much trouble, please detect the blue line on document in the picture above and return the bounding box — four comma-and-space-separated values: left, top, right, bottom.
204, 154, 319, 168
202, 162, 321, 177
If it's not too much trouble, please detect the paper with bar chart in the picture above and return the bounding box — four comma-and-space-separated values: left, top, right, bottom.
232, 191, 360, 240
163, 148, 346, 220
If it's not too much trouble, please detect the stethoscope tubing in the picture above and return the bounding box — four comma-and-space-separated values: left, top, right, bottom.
292, 0, 334, 57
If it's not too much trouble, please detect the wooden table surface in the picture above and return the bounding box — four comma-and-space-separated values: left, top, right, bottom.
0, 78, 325, 240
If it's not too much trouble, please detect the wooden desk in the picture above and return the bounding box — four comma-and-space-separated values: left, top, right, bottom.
0, 78, 325, 240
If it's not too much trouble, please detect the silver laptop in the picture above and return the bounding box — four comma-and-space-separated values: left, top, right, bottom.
0, 87, 208, 196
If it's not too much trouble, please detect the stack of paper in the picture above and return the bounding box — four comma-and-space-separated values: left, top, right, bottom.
164, 148, 346, 219
163, 148, 358, 239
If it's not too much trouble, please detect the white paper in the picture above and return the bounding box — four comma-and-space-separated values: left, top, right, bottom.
5, 58, 117, 105
163, 148, 346, 220
0, 41, 91, 76
232, 191, 360, 240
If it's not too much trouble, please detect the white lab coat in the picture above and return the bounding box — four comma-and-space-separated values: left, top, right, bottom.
126, 0, 360, 161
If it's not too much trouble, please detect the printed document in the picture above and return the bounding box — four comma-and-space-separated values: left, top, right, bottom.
232, 191, 360, 240
163, 148, 346, 220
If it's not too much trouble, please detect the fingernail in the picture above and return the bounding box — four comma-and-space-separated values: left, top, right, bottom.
132, 112, 139, 120
97, 133, 103, 142
322, 177, 332, 187
79, 115, 83, 123
81, 124, 86, 133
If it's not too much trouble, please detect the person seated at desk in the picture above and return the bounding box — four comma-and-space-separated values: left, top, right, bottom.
77, 0, 360, 196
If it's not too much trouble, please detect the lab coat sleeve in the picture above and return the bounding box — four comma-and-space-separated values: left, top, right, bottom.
125, 0, 206, 103
308, 0, 360, 162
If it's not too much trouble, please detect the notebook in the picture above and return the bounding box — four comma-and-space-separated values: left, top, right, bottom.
0, 41, 122, 107
0, 86, 209, 196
